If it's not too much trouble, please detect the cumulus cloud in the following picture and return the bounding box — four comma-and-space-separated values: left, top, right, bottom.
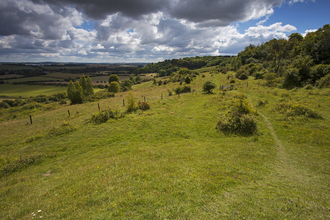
302, 29, 317, 37
0, 0, 303, 62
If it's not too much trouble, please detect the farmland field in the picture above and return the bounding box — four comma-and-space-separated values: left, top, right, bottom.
0, 74, 24, 79
6, 76, 63, 83
0, 84, 67, 98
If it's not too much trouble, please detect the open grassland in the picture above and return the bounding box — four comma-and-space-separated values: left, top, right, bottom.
0, 84, 67, 98
1, 71, 330, 219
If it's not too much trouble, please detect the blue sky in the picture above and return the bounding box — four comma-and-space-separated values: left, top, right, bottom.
0, 0, 329, 63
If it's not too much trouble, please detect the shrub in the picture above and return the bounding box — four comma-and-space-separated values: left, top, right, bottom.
0, 101, 10, 108
138, 101, 150, 111
174, 86, 191, 94
256, 100, 268, 107
185, 76, 191, 84
91, 109, 121, 124
230, 94, 257, 115
216, 112, 258, 135
283, 68, 300, 89
274, 101, 322, 118
316, 74, 330, 88
121, 80, 133, 91
304, 84, 314, 90
0, 154, 45, 177
202, 81, 216, 93
126, 91, 138, 113
108, 81, 120, 93
48, 122, 76, 136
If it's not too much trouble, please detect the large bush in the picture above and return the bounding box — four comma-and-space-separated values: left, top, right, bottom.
126, 92, 138, 112
108, 81, 120, 93
216, 112, 258, 135
274, 101, 322, 118
91, 109, 121, 124
202, 81, 216, 93
48, 122, 76, 136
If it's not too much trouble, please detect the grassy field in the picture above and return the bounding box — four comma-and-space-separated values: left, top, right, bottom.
0, 70, 329, 219
0, 84, 67, 98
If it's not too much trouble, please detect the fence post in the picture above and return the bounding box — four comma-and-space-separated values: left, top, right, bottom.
161, 94, 163, 100
123, 99, 125, 106
30, 115, 32, 125
98, 103, 100, 111
68, 110, 70, 116
144, 96, 146, 102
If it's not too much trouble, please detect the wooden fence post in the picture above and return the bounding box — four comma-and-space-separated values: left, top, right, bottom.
68, 110, 70, 116
123, 99, 125, 106
30, 115, 32, 125
98, 103, 100, 111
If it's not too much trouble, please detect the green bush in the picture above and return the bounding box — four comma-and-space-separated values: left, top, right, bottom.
138, 101, 150, 111
230, 93, 257, 115
274, 101, 322, 118
216, 112, 258, 135
0, 154, 45, 177
108, 81, 120, 93
202, 81, 216, 93
48, 122, 76, 136
126, 92, 138, 113
316, 74, 330, 88
91, 109, 121, 124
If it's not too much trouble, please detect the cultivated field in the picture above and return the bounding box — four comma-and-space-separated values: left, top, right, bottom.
0, 84, 67, 98
0, 69, 329, 219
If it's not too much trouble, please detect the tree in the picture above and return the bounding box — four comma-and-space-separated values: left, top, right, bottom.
202, 81, 216, 93
129, 75, 136, 84
159, 69, 166, 77
86, 76, 94, 96
135, 75, 142, 84
153, 78, 157, 85
79, 75, 88, 96
109, 74, 119, 84
185, 75, 191, 84
108, 81, 120, 93
67, 80, 75, 102
120, 79, 133, 91
67, 80, 83, 104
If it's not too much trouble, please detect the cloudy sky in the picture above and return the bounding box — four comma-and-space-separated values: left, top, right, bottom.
0, 0, 329, 63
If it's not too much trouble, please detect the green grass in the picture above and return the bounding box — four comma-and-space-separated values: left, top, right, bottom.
0, 71, 329, 219
0, 84, 67, 98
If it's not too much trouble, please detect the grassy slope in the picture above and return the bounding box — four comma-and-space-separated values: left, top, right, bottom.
0, 71, 329, 219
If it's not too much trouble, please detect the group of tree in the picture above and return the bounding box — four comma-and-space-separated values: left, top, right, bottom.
107, 74, 143, 93
234, 24, 330, 89
132, 56, 233, 76
67, 75, 94, 104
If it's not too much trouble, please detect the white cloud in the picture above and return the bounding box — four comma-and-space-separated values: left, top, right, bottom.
302, 29, 317, 37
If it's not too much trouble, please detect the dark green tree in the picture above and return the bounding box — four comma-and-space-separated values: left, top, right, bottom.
202, 81, 216, 93
109, 74, 119, 84
86, 76, 94, 95
108, 81, 120, 93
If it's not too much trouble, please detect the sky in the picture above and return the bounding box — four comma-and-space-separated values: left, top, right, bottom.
0, 0, 329, 63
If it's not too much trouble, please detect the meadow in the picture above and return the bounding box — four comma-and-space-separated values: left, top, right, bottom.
0, 84, 67, 98
0, 70, 329, 219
